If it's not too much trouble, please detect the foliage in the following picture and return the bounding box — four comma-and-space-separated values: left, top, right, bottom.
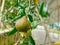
20, 36, 35, 45
38, 2, 50, 17
0, 0, 50, 45
2, 0, 50, 24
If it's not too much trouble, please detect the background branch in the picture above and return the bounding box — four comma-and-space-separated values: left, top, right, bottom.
14, 38, 20, 45
35, 7, 51, 45
0, 0, 5, 29
0, 0, 5, 13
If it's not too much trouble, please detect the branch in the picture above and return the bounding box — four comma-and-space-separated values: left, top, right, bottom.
1, 0, 5, 12
0, 28, 12, 35
29, 0, 30, 7
35, 7, 51, 45
0, 0, 5, 29
14, 39, 20, 45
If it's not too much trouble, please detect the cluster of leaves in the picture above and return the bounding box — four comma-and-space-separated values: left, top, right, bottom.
2, 0, 50, 24
1, 0, 50, 45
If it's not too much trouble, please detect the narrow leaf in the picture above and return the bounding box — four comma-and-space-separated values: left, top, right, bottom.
8, 27, 17, 36
39, 2, 50, 17
28, 36, 35, 45
28, 15, 33, 22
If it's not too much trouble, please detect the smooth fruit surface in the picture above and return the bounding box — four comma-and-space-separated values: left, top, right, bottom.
15, 16, 31, 32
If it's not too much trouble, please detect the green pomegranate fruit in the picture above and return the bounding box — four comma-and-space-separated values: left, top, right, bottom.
15, 16, 31, 32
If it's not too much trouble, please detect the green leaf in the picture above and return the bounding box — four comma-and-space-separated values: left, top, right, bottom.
11, 14, 25, 22
11, 15, 22, 22
18, 9, 25, 15
19, 0, 27, 9
20, 38, 27, 45
28, 15, 33, 22
8, 27, 17, 36
15, 0, 19, 6
28, 36, 35, 45
11, 8, 25, 22
38, 2, 50, 17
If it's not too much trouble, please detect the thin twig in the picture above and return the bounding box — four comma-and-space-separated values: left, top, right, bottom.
1, 0, 5, 12
42, 1, 50, 45
14, 38, 20, 45
0, 0, 5, 19
35, 7, 51, 45
26, 0, 30, 17
29, 0, 30, 7
0, 28, 12, 35
0, 0, 5, 29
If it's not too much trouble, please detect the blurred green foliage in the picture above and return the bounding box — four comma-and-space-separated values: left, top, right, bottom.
20, 36, 35, 45
1, 0, 50, 36
1, 0, 50, 45
2, 0, 50, 24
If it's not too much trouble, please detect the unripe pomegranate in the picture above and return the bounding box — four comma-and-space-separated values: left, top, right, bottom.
15, 16, 31, 32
